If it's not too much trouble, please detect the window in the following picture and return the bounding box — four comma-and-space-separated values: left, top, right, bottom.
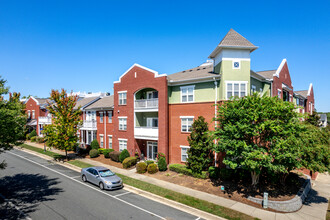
181, 117, 194, 132
289, 94, 292, 102
147, 91, 158, 99
278, 89, 281, 98
108, 135, 112, 149
260, 88, 263, 93
180, 146, 190, 162
226, 81, 247, 100
108, 111, 112, 123
232, 60, 240, 69
118, 91, 127, 105
296, 98, 299, 105
147, 118, 158, 128
119, 139, 127, 152
32, 110, 35, 119
27, 110, 31, 118
181, 86, 194, 103
100, 112, 104, 123
119, 117, 127, 130
100, 135, 104, 148
251, 85, 256, 94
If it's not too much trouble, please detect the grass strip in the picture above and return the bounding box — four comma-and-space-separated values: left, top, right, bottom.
327, 201, 330, 220
18, 145, 257, 220
20, 144, 62, 158
67, 160, 93, 168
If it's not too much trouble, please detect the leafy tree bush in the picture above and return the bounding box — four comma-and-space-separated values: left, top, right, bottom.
157, 157, 167, 171
26, 134, 30, 140
119, 149, 130, 163
89, 149, 99, 158
98, 148, 104, 154
29, 130, 37, 139
187, 116, 213, 175
156, 152, 166, 161
43, 89, 82, 160
208, 166, 220, 179
305, 111, 321, 127
122, 157, 138, 169
91, 139, 100, 150
30, 136, 37, 142
147, 163, 158, 174
103, 149, 114, 158
146, 160, 154, 166
136, 162, 147, 173
109, 151, 121, 162
169, 164, 207, 179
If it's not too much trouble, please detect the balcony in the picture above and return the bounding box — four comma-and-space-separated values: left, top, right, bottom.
38, 116, 52, 124
134, 98, 158, 111
82, 120, 97, 130
134, 127, 158, 140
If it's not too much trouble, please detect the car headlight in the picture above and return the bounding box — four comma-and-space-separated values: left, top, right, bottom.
104, 181, 112, 185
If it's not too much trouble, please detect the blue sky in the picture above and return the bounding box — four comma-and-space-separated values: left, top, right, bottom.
0, 0, 329, 111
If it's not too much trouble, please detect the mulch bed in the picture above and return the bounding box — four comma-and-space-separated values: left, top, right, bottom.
85, 154, 124, 169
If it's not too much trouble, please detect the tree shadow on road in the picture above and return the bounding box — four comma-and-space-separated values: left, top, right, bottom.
0, 173, 63, 219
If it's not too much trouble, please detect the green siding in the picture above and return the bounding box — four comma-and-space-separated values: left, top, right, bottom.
168, 80, 221, 104
250, 78, 271, 97
135, 112, 158, 127
262, 83, 271, 96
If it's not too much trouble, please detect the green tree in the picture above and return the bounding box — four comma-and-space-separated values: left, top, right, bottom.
213, 94, 302, 186
43, 89, 82, 160
0, 77, 26, 169
305, 111, 321, 127
187, 116, 213, 174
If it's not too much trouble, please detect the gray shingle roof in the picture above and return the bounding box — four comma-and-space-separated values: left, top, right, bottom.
74, 97, 100, 110
85, 95, 114, 110
256, 70, 276, 80
35, 98, 50, 105
217, 29, 257, 48
250, 70, 268, 80
294, 90, 308, 98
167, 63, 219, 83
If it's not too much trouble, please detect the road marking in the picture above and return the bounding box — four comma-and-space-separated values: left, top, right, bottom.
195, 217, 201, 220
71, 175, 81, 179
9, 151, 166, 220
114, 191, 131, 198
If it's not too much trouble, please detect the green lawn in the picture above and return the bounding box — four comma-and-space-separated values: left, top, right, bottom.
19, 143, 258, 220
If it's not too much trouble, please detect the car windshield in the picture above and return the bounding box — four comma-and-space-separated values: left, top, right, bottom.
98, 169, 114, 177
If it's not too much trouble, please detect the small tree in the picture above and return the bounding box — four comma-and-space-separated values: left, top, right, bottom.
43, 89, 82, 160
305, 111, 321, 127
213, 94, 302, 186
0, 76, 26, 169
187, 116, 213, 174
90, 139, 100, 149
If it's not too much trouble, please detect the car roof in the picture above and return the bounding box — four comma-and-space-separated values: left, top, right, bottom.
91, 166, 109, 171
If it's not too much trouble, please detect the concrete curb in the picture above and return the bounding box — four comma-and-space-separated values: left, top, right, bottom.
14, 147, 225, 220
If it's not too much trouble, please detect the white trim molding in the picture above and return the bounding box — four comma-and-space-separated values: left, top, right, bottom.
118, 138, 128, 141
274, 59, 287, 78
307, 83, 313, 96
179, 116, 194, 119
225, 81, 248, 100
114, 63, 167, 84
118, 116, 127, 119
180, 145, 190, 162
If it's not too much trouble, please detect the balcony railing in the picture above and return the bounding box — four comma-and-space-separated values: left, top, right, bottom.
135, 98, 158, 109
82, 120, 97, 129
134, 127, 158, 139
38, 116, 52, 124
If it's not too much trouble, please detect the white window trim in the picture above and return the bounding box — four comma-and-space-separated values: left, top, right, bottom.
117, 90, 127, 93
180, 145, 190, 162
108, 111, 113, 123
180, 85, 195, 103
225, 81, 248, 100
108, 135, 112, 149
119, 117, 127, 131
118, 91, 127, 105
181, 116, 194, 132
277, 89, 281, 98
99, 134, 104, 148
232, 60, 241, 69
32, 110, 35, 119
118, 138, 128, 152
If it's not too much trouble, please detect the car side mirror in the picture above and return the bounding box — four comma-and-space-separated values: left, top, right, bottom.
96, 175, 99, 178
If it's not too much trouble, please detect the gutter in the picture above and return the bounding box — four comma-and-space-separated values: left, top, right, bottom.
168, 75, 221, 86
213, 77, 218, 167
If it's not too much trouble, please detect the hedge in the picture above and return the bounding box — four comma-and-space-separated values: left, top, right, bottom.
147, 163, 158, 174
103, 149, 114, 158
29, 130, 37, 139
109, 151, 121, 162
169, 164, 207, 179
90, 140, 100, 150
136, 162, 147, 173
98, 148, 105, 154
146, 160, 154, 166
89, 149, 99, 158
122, 157, 138, 169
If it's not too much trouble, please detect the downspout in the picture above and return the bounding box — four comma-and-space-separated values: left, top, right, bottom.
104, 110, 106, 148
213, 77, 218, 167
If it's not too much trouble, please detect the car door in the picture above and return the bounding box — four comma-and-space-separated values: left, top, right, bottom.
86, 168, 96, 183
92, 169, 100, 185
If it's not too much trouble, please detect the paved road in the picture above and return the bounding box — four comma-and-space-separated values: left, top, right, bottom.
0, 149, 203, 220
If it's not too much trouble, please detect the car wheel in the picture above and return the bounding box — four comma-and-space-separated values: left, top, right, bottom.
82, 175, 87, 182
99, 182, 104, 190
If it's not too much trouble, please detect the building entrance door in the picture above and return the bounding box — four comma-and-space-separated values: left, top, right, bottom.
147, 141, 158, 160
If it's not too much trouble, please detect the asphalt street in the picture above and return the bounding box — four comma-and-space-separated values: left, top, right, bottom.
0, 149, 203, 220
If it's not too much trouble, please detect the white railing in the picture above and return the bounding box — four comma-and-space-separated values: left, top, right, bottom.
134, 127, 158, 139
83, 120, 97, 129
135, 99, 158, 109
38, 116, 52, 124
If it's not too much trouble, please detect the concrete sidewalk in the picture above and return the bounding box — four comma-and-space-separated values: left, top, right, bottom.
25, 142, 329, 220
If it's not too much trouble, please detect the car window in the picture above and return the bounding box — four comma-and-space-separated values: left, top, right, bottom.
93, 170, 98, 176
86, 168, 94, 174
99, 170, 114, 177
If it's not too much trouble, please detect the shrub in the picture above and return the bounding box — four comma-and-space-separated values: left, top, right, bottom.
103, 149, 114, 158
169, 164, 207, 179
136, 162, 147, 173
158, 157, 167, 171
98, 148, 105, 154
26, 134, 30, 140
146, 160, 154, 166
123, 157, 138, 169
89, 149, 99, 158
29, 130, 37, 139
30, 136, 37, 142
147, 163, 158, 174
156, 152, 166, 161
90, 140, 100, 150
109, 151, 121, 162
36, 137, 45, 143
119, 149, 130, 163
220, 168, 234, 181
208, 166, 220, 179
